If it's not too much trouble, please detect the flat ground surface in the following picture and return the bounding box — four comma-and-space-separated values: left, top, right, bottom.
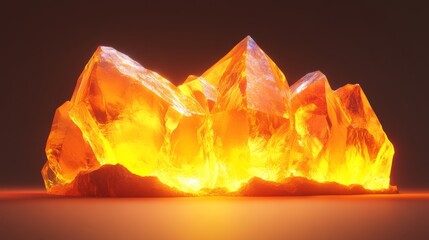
0, 189, 428, 240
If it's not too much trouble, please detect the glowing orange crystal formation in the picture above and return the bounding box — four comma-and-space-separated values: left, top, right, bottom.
42, 36, 395, 196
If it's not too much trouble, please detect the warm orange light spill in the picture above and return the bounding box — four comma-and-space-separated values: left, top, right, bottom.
42, 36, 395, 196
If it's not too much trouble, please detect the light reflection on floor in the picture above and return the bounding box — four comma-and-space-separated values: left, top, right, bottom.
0, 189, 428, 240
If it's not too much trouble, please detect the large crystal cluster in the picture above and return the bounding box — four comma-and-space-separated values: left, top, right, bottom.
42, 36, 394, 195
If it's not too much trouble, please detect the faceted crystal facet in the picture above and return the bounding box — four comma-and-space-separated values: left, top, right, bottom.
203, 36, 289, 116
42, 37, 395, 196
335, 84, 394, 189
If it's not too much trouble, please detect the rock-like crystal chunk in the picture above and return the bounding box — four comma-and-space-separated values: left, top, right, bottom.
42, 36, 395, 196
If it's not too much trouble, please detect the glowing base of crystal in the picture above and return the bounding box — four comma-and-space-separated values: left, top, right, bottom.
47, 164, 397, 197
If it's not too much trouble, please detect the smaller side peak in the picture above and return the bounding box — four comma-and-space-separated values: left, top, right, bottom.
307, 70, 326, 79
291, 71, 327, 93
290, 71, 330, 99
95, 46, 119, 56
93, 46, 119, 59
98, 46, 114, 51
302, 71, 327, 84
92, 46, 146, 73
335, 83, 362, 94
345, 83, 361, 88
95, 46, 130, 59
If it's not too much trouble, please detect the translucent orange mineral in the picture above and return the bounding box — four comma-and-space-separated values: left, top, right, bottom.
42, 36, 395, 196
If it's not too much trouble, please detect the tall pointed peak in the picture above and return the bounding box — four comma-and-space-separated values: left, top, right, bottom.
243, 35, 255, 42
223, 35, 262, 60
202, 35, 287, 85
202, 36, 289, 115
236, 35, 257, 50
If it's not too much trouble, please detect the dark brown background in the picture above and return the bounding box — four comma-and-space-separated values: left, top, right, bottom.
1, 1, 428, 189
